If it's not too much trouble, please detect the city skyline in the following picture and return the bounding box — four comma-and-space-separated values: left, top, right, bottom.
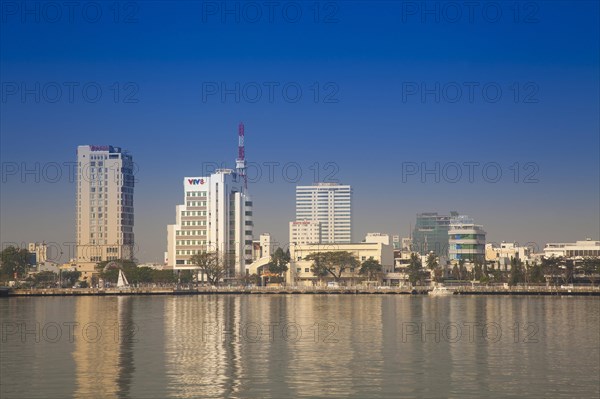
1, 2, 599, 263
1, 137, 599, 264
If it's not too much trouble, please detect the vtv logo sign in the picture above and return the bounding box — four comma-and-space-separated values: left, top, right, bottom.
188, 178, 205, 185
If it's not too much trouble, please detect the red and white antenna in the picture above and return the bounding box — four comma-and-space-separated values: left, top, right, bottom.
236, 122, 247, 189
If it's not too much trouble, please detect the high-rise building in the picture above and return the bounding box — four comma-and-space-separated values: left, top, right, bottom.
412, 211, 458, 256
166, 170, 253, 278
76, 145, 134, 279
448, 215, 486, 262
294, 183, 352, 244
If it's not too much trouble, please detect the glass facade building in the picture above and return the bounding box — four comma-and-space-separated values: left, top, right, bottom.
412, 212, 458, 256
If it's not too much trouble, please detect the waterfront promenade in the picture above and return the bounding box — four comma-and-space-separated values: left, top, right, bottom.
3, 285, 599, 297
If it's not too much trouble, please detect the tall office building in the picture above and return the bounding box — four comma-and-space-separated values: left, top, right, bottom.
166, 170, 253, 278
412, 211, 458, 256
76, 145, 134, 279
448, 215, 486, 262
294, 183, 352, 244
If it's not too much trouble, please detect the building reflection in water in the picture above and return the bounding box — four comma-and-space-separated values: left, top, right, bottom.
73, 296, 135, 399
61, 295, 599, 398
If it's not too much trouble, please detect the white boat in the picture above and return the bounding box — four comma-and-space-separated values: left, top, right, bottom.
429, 286, 454, 296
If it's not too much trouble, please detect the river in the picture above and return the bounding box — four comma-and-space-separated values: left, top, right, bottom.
1, 295, 598, 398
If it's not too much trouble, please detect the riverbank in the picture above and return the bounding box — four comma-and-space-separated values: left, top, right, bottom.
2, 286, 599, 296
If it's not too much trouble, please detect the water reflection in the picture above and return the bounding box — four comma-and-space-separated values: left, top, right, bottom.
72, 296, 135, 398
1, 296, 598, 398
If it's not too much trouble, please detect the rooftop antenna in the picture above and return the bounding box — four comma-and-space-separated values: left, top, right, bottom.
236, 122, 247, 190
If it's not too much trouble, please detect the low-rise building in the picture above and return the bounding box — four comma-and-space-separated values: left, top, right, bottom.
544, 239, 600, 258
364, 233, 390, 245
28, 242, 48, 265
287, 239, 394, 286
485, 242, 532, 269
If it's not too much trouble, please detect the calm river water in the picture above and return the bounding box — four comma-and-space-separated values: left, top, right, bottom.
1, 295, 599, 398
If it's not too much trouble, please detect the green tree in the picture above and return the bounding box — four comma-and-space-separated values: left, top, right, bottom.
0, 246, 30, 279
236, 272, 259, 286
527, 262, 544, 283
541, 256, 561, 285
61, 270, 81, 287
359, 257, 383, 281
582, 257, 600, 285
451, 264, 460, 280
509, 257, 524, 286
305, 251, 359, 282
135, 267, 154, 283
152, 269, 176, 283
178, 270, 194, 284
563, 259, 575, 285
425, 252, 441, 282
473, 259, 484, 281
458, 259, 468, 280
407, 253, 424, 286
96, 259, 138, 284
425, 253, 438, 271
33, 271, 57, 287
189, 252, 224, 286
266, 247, 290, 277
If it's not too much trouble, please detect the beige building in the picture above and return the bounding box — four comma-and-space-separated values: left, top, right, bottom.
76, 145, 135, 280
485, 242, 531, 261
27, 242, 47, 264
364, 232, 390, 245
286, 240, 394, 286
289, 220, 321, 245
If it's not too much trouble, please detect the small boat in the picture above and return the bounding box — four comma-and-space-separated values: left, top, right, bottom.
429, 286, 454, 296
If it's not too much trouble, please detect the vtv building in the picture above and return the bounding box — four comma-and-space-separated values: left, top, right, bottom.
294, 183, 352, 244
166, 169, 253, 277
76, 145, 134, 279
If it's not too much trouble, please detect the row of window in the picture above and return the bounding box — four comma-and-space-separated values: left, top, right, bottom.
181, 220, 207, 226
182, 211, 207, 216
450, 234, 486, 240
176, 250, 204, 255
176, 240, 207, 246
176, 230, 207, 236
565, 250, 600, 257
186, 191, 207, 197
451, 244, 485, 250
187, 201, 207, 207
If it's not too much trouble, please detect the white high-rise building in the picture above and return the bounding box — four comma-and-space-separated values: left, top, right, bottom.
166, 169, 253, 278
295, 183, 352, 244
76, 145, 135, 279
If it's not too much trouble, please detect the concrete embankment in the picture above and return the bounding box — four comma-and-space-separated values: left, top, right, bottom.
2, 286, 599, 297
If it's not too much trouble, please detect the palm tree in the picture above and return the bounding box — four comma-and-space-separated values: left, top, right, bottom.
407, 253, 423, 286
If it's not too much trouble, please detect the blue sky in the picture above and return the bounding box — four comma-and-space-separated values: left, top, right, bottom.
1, 1, 599, 262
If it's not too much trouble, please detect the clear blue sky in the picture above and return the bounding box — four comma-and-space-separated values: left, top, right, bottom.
1, 1, 599, 262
